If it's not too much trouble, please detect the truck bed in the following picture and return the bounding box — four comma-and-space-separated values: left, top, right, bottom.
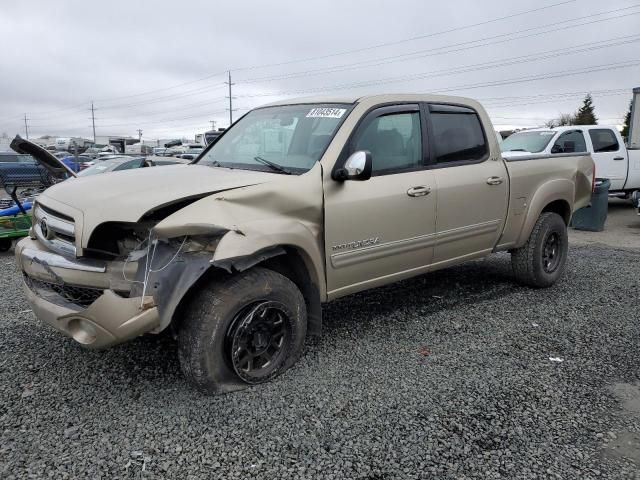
625, 149, 640, 192
497, 153, 594, 250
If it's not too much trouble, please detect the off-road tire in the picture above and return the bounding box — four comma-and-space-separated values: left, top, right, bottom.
511, 212, 568, 288
178, 267, 307, 394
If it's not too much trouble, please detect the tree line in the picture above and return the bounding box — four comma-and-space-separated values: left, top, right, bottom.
545, 94, 632, 139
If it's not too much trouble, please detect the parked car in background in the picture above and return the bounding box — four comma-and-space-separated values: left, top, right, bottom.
178, 147, 203, 160
15, 94, 594, 394
152, 147, 167, 156
165, 147, 185, 157
502, 125, 640, 196
204, 128, 225, 145
0, 153, 36, 164
53, 151, 72, 160
146, 157, 188, 166
125, 143, 154, 155
61, 155, 93, 172
55, 137, 88, 152
77, 156, 151, 176
96, 151, 120, 160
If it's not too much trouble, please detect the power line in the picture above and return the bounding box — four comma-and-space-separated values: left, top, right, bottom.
481, 89, 632, 108
0, 1, 580, 121
230, 0, 578, 72
236, 6, 640, 84
7, 2, 634, 126
249, 35, 640, 97
7, 4, 638, 135
479, 88, 630, 103
96, 84, 227, 110
96, 109, 242, 128
34, 0, 575, 109
233, 58, 640, 99
90, 28, 640, 120
26, 89, 633, 135
96, 97, 227, 121
93, 72, 228, 103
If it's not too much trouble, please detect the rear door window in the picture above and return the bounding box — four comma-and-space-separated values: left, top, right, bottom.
428, 104, 488, 165
589, 129, 620, 152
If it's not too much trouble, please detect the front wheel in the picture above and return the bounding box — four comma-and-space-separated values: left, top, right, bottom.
511, 212, 568, 288
178, 267, 307, 394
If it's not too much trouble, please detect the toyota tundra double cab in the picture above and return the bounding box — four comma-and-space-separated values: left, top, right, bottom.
13, 94, 595, 393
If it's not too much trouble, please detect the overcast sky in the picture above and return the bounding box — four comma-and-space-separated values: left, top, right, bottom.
0, 0, 638, 141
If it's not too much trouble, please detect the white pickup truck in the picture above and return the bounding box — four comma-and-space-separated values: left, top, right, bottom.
502, 125, 640, 196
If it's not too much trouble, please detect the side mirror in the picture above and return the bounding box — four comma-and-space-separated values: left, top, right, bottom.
333, 150, 372, 181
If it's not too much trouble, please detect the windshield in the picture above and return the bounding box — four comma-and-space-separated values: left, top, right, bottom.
197, 103, 352, 174
500, 130, 556, 153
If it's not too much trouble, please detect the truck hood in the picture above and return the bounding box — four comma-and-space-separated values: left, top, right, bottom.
10, 135, 77, 179
37, 164, 275, 241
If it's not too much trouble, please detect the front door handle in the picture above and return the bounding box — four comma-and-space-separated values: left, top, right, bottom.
613, 156, 625, 161
487, 176, 504, 185
407, 185, 431, 197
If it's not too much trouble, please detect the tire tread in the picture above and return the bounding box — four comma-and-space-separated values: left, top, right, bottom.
178, 267, 306, 393
511, 212, 567, 288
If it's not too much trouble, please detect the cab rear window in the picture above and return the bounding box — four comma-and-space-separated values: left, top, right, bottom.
589, 129, 619, 153
429, 105, 488, 164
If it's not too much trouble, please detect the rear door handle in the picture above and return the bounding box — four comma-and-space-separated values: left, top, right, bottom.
407, 185, 431, 197
486, 176, 504, 185
613, 156, 625, 161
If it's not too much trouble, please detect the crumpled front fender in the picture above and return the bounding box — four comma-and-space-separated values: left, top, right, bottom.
151, 163, 326, 298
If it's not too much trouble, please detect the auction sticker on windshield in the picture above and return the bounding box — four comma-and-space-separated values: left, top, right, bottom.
306, 108, 347, 118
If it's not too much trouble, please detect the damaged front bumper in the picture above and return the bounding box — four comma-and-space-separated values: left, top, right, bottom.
16, 237, 160, 349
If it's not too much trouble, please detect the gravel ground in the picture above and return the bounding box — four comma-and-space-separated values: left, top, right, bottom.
570, 199, 640, 249
1, 240, 640, 478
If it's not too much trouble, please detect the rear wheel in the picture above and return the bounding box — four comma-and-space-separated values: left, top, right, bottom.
511, 212, 568, 288
178, 267, 307, 393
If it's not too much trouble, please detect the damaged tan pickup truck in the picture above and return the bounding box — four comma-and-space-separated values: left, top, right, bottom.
13, 94, 595, 393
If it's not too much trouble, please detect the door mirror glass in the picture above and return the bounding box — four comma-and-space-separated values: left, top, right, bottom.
333, 150, 372, 181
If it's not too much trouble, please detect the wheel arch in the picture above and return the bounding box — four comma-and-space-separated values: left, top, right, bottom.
168, 241, 324, 338
258, 246, 323, 336
514, 179, 573, 247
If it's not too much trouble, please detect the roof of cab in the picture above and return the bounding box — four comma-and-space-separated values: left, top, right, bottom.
521, 125, 619, 133
261, 93, 480, 108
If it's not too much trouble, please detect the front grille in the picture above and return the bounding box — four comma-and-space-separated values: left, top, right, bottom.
24, 274, 103, 307
33, 203, 77, 257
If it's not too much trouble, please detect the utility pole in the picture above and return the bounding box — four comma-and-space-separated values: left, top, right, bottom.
225, 71, 236, 126
137, 129, 143, 141
209, 120, 217, 130
23, 114, 29, 139
90, 101, 96, 143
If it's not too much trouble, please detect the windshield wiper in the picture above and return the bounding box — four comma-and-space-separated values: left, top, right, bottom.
508, 149, 528, 152
253, 156, 292, 175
